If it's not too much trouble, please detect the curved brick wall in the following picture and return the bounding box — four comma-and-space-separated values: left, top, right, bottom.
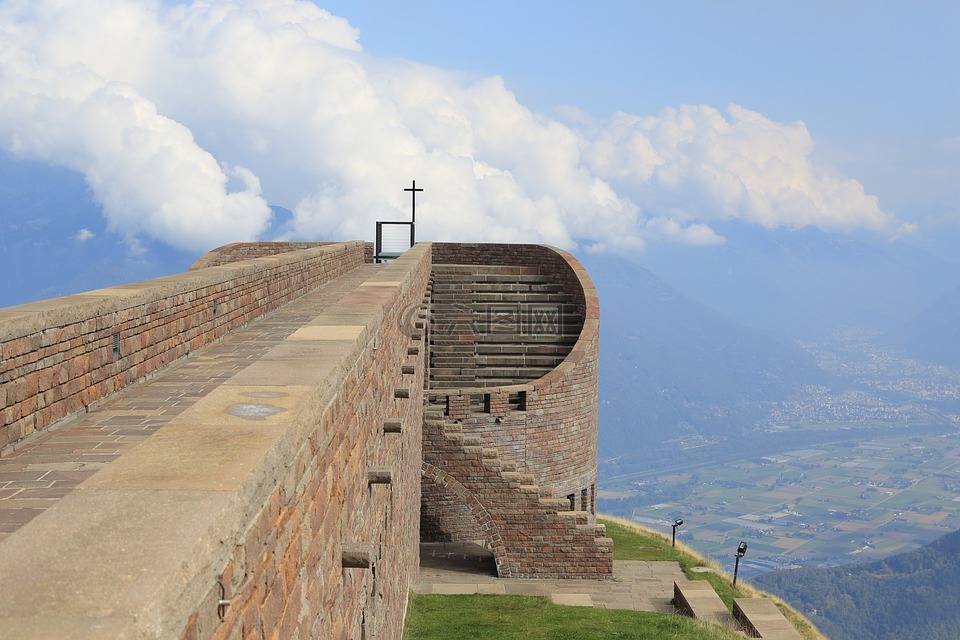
430, 243, 600, 501
0, 242, 365, 453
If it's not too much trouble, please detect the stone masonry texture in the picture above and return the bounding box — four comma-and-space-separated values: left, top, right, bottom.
0, 239, 608, 639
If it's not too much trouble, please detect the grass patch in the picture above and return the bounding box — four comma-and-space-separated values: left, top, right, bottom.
600, 516, 749, 607
403, 594, 744, 640
403, 515, 825, 640
600, 515, 827, 640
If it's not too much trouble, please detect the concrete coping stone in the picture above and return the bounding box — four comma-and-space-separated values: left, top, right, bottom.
0, 241, 366, 340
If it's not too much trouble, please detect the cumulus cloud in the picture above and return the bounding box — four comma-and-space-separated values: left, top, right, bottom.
0, 0, 906, 255
73, 228, 95, 242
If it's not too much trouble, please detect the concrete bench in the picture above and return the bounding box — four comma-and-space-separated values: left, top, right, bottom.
733, 598, 803, 639
673, 580, 736, 629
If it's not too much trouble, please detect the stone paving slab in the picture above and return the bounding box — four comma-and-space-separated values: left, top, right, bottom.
0, 264, 380, 542
551, 593, 594, 607
415, 543, 686, 614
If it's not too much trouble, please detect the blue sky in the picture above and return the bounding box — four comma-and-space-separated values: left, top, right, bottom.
1, 0, 958, 306
320, 0, 960, 247
322, 1, 958, 139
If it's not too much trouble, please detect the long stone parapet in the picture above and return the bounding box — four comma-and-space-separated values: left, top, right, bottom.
0, 241, 366, 453
0, 242, 431, 639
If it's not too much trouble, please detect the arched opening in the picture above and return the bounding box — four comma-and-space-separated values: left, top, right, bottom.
420, 463, 510, 577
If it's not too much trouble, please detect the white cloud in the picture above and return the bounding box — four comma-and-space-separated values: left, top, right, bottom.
0, 0, 905, 256
73, 228, 95, 242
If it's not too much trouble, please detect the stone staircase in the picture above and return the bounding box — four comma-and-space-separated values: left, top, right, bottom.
428, 264, 583, 389
421, 408, 612, 579
674, 580, 803, 638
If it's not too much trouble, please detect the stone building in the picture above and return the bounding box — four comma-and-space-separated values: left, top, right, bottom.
0, 241, 610, 639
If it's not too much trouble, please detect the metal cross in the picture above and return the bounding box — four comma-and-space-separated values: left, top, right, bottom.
404, 180, 423, 223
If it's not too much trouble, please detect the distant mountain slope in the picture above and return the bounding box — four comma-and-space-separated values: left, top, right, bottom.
580, 254, 834, 463
754, 527, 960, 640
881, 284, 960, 368
633, 222, 960, 340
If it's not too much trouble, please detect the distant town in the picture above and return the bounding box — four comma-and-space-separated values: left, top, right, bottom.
602, 333, 960, 578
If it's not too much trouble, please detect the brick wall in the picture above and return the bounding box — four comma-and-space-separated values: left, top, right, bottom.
0, 242, 431, 639
183, 244, 432, 640
423, 243, 609, 578
429, 243, 600, 499
0, 241, 365, 454
422, 413, 612, 579
189, 242, 337, 270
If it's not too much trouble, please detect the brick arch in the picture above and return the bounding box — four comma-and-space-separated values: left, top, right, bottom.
420, 462, 512, 577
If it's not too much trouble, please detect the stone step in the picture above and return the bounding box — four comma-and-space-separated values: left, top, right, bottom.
539, 497, 570, 510
475, 344, 573, 355
432, 268, 546, 279
557, 511, 590, 525
429, 379, 528, 389
430, 356, 476, 366
482, 458, 502, 471
576, 523, 609, 539
431, 289, 574, 300
733, 599, 803, 639
475, 355, 566, 367
471, 292, 572, 303
465, 303, 582, 314
471, 283, 564, 293
674, 581, 738, 631
475, 367, 555, 379
500, 471, 521, 484
429, 372, 478, 380
474, 334, 579, 344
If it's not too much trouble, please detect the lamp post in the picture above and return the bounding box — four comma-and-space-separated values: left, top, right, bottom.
733, 541, 747, 586
671, 519, 683, 548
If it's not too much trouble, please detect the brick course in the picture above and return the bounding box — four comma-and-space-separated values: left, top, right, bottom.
422, 243, 609, 579
0, 239, 609, 639
0, 242, 365, 453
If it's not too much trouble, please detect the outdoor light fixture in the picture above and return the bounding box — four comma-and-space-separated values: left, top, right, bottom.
671, 519, 683, 548
733, 541, 748, 585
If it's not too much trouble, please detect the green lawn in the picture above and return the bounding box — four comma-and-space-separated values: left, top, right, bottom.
403, 516, 824, 640
403, 594, 743, 640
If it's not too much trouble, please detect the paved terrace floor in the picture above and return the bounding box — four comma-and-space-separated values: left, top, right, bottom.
416, 542, 685, 613
0, 264, 382, 543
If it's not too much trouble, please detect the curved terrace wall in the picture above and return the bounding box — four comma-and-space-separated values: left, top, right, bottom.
430, 243, 600, 503
0, 241, 365, 453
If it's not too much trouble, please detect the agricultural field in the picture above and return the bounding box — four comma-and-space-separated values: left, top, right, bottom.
618, 430, 960, 578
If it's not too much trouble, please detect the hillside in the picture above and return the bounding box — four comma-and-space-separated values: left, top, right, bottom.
753, 527, 960, 640
633, 222, 960, 341
881, 284, 960, 368
580, 253, 835, 467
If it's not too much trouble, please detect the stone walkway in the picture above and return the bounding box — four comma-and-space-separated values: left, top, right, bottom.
415, 542, 684, 613
0, 264, 381, 542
